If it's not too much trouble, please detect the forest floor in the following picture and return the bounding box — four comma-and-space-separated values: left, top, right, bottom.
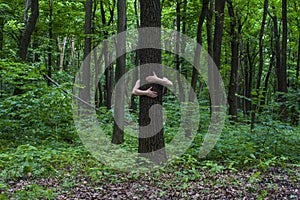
2, 165, 299, 199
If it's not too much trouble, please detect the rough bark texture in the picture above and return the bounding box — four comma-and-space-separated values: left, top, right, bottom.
138, 0, 167, 164
213, 0, 226, 70
80, 0, 92, 108
189, 0, 208, 102
278, 0, 288, 120
19, 0, 39, 61
227, 0, 239, 120
112, 0, 126, 144
211, 0, 225, 111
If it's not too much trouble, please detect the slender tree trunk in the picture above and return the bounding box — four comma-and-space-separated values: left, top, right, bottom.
227, 0, 239, 120
19, 0, 39, 61
211, 0, 225, 111
246, 42, 254, 115
206, 0, 214, 115
57, 36, 67, 72
112, 0, 127, 144
71, 36, 76, 70
80, 0, 92, 109
130, 0, 140, 110
262, 50, 274, 108
138, 0, 167, 164
213, 0, 225, 70
278, 0, 288, 120
175, 0, 184, 102
189, 0, 208, 102
251, 0, 268, 130
100, 0, 115, 109
181, 0, 187, 78
47, 0, 53, 86
14, 0, 39, 95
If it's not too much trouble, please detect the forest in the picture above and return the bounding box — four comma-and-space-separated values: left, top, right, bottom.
0, 0, 299, 199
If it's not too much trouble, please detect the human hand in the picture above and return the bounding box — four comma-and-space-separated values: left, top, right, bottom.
146, 87, 158, 98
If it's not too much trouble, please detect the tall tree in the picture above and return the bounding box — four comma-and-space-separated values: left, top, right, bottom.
19, 0, 39, 61
227, 0, 239, 120
211, 0, 225, 111
251, 0, 268, 130
112, 0, 127, 144
278, 0, 288, 119
100, 0, 115, 109
212, 0, 226, 70
47, 0, 53, 86
189, 0, 208, 102
138, 0, 167, 164
80, 0, 92, 109
174, 0, 184, 102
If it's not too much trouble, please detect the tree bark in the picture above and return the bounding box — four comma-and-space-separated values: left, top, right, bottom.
227, 0, 239, 120
47, 0, 53, 86
19, 0, 39, 61
112, 0, 127, 144
138, 0, 167, 164
278, 0, 288, 120
211, 0, 225, 111
80, 0, 92, 109
100, 0, 115, 109
213, 0, 226, 70
250, 0, 268, 129
189, 0, 208, 102
175, 0, 184, 102
57, 36, 67, 72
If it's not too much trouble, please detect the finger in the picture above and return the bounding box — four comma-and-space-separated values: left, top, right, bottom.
149, 87, 153, 90
153, 71, 156, 76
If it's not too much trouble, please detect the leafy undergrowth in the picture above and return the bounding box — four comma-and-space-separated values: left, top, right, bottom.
1, 164, 299, 199
0, 139, 299, 200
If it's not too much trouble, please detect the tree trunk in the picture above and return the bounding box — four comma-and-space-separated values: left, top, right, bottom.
112, 0, 127, 144
47, 0, 53, 86
71, 36, 76, 70
100, 0, 114, 109
80, 0, 92, 109
227, 0, 239, 120
213, 0, 226, 70
181, 0, 187, 78
138, 0, 167, 164
211, 0, 225, 111
278, 0, 288, 120
250, 0, 268, 130
57, 36, 67, 72
246, 42, 254, 116
175, 0, 184, 102
19, 0, 39, 61
189, 0, 208, 102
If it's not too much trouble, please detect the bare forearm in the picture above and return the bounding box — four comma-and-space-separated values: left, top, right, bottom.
154, 78, 173, 87
132, 89, 148, 96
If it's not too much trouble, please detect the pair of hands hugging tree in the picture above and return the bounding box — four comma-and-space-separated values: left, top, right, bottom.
131, 71, 173, 98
